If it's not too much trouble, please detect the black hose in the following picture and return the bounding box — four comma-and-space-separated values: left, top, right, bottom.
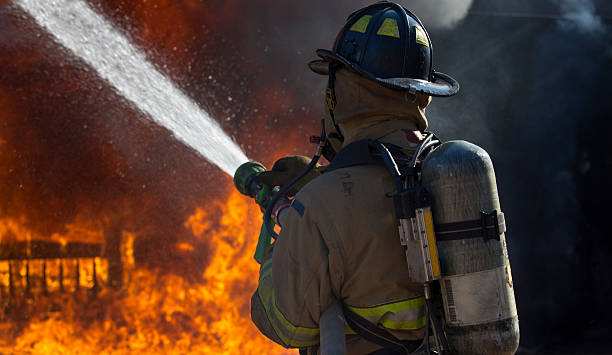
408, 132, 441, 168
426, 297, 452, 354
372, 141, 404, 192
425, 309, 431, 354
263, 153, 322, 239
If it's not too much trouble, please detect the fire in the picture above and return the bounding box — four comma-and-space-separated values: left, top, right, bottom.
0, 0, 318, 352
0, 189, 295, 354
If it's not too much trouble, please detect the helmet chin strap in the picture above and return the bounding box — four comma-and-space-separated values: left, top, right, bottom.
325, 62, 345, 144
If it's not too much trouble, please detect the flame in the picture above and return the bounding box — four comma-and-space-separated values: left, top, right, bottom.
0, 0, 318, 352
0, 190, 295, 354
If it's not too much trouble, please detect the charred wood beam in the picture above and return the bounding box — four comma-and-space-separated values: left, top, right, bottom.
105, 225, 123, 289
91, 258, 99, 293
75, 258, 80, 290
59, 261, 64, 293
8, 262, 13, 297
42, 260, 47, 293
25, 260, 30, 297
0, 241, 103, 260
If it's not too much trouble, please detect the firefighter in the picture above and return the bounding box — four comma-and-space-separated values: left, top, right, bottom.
251, 2, 459, 354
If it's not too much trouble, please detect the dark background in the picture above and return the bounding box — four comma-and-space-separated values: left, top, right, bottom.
0, 0, 611, 353
431, 2, 612, 353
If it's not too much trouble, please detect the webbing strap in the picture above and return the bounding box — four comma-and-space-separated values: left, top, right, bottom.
326, 62, 345, 144
342, 304, 422, 354
435, 211, 506, 242
324, 139, 410, 173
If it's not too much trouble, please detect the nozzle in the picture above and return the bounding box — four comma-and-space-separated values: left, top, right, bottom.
234, 161, 267, 197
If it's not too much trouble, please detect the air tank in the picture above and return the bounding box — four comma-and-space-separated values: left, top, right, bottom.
421, 141, 519, 355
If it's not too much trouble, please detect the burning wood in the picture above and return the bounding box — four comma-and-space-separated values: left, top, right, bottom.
0, 192, 291, 354
0, 0, 306, 353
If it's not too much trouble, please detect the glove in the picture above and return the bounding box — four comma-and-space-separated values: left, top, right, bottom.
258, 155, 323, 196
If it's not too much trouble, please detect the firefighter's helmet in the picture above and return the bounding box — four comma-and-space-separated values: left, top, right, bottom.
309, 1, 459, 97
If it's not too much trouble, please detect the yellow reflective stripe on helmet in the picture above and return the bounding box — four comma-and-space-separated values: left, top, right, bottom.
350, 15, 372, 33
377, 18, 400, 38
346, 297, 426, 331
257, 262, 319, 347
414, 24, 429, 47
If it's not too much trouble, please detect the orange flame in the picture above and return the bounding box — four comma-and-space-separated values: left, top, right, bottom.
0, 190, 295, 354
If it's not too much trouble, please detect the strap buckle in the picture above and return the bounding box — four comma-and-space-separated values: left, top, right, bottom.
480, 210, 505, 242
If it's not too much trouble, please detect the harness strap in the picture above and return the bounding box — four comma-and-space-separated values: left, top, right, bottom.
342, 305, 422, 355
326, 63, 345, 144
435, 211, 506, 242
325, 139, 410, 173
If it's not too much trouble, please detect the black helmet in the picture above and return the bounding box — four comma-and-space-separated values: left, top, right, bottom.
309, 1, 459, 97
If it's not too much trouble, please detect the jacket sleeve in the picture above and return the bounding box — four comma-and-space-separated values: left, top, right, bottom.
251, 194, 343, 348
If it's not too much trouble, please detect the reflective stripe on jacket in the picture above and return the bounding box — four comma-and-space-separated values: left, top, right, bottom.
256, 258, 320, 347
345, 297, 426, 335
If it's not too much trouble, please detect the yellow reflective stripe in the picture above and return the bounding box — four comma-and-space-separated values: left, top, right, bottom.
258, 287, 319, 346
257, 262, 319, 347
270, 299, 319, 335
350, 15, 372, 33
344, 324, 357, 335
377, 18, 400, 38
380, 316, 426, 330
347, 297, 425, 317
346, 297, 426, 331
260, 259, 273, 279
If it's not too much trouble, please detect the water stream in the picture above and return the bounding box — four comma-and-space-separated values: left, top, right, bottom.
15, 0, 249, 176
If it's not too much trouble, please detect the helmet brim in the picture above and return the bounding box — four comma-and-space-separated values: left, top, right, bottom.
308, 49, 459, 97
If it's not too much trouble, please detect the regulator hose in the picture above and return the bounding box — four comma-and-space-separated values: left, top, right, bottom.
263, 119, 327, 239
426, 296, 452, 355
263, 153, 322, 239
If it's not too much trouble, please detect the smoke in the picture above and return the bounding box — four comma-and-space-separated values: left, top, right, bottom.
558, 0, 605, 33
406, 0, 474, 28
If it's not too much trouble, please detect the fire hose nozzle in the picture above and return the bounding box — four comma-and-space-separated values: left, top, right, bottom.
234, 161, 267, 197
233, 161, 276, 264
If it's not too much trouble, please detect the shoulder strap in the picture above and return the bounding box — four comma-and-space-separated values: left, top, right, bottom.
325, 139, 409, 173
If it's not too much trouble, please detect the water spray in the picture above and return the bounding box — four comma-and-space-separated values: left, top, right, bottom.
15, 0, 248, 176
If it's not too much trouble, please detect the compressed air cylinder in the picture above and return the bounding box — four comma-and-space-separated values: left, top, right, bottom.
420, 141, 519, 355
